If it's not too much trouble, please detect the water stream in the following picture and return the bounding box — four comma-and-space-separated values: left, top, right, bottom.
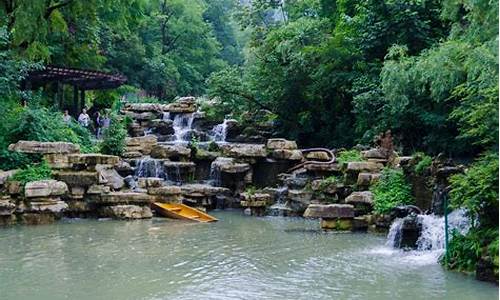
0, 212, 496, 300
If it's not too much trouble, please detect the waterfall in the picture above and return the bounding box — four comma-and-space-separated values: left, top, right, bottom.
209, 160, 223, 186
162, 112, 170, 121
386, 209, 471, 252
135, 158, 165, 179
210, 119, 228, 142
172, 113, 195, 142
268, 186, 291, 216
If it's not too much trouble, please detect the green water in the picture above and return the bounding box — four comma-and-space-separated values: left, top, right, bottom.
0, 211, 497, 300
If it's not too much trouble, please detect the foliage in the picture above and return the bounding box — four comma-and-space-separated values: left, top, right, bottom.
449, 153, 499, 228
371, 168, 414, 214
336, 150, 364, 164
9, 160, 52, 186
413, 152, 432, 174
98, 115, 127, 156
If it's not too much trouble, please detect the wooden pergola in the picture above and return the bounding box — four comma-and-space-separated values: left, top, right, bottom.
22, 65, 127, 116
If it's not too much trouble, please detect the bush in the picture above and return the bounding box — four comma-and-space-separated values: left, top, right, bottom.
336, 149, 364, 164
371, 168, 414, 214
413, 152, 432, 174
99, 115, 127, 156
10, 160, 52, 186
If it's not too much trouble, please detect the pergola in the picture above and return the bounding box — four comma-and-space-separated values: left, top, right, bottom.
22, 65, 127, 116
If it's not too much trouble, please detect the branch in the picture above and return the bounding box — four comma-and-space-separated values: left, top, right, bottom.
44, 0, 74, 19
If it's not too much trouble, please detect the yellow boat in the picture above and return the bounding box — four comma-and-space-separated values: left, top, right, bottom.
152, 203, 218, 223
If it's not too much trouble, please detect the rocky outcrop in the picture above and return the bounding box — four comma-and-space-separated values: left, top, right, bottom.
221, 143, 267, 158
303, 204, 354, 219
98, 205, 153, 219
266, 138, 297, 150
9, 141, 80, 154
24, 180, 68, 198
165, 96, 197, 113
150, 144, 191, 160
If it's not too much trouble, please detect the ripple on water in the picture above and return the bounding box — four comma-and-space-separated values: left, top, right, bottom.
0, 212, 497, 300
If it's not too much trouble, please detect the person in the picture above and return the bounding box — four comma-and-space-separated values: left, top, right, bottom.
62, 110, 72, 124
78, 108, 90, 128
95, 111, 102, 138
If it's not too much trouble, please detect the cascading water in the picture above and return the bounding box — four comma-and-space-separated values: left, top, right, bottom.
210, 119, 228, 142
209, 158, 225, 186
385, 209, 471, 262
170, 113, 195, 143
268, 186, 291, 216
135, 157, 165, 179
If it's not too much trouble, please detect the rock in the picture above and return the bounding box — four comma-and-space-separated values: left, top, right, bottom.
0, 169, 19, 186
68, 153, 120, 167
98, 205, 153, 219
137, 177, 164, 188
115, 161, 134, 177
305, 151, 331, 161
303, 204, 355, 218
180, 184, 230, 197
240, 192, 272, 207
8, 141, 80, 154
54, 171, 101, 188
44, 154, 71, 169
126, 135, 158, 146
270, 149, 303, 161
0, 198, 16, 216
123, 111, 157, 121
304, 163, 342, 173
19, 213, 56, 225
151, 144, 191, 159
287, 189, 313, 203
362, 148, 388, 159
150, 119, 174, 135
24, 180, 68, 198
346, 162, 384, 173
122, 151, 143, 159
211, 157, 251, 173
147, 186, 181, 195
356, 173, 372, 187
87, 184, 111, 195
165, 96, 197, 113
345, 191, 374, 205
25, 200, 68, 213
93, 192, 152, 205
352, 216, 369, 231
97, 168, 124, 190
395, 156, 413, 167
123, 103, 161, 112
320, 218, 353, 230
266, 138, 297, 150
221, 143, 267, 158
6, 181, 22, 195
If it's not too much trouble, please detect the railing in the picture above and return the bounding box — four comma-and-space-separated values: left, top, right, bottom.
287, 148, 336, 173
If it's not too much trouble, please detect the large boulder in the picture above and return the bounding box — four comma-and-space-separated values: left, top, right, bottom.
221, 143, 267, 158
165, 97, 197, 113
151, 144, 191, 159
97, 168, 125, 190
305, 151, 331, 161
362, 148, 388, 159
9, 141, 80, 154
270, 149, 303, 161
345, 191, 374, 205
54, 171, 102, 188
94, 192, 152, 205
24, 180, 68, 198
0, 198, 16, 216
303, 204, 355, 219
0, 169, 18, 186
98, 205, 153, 219
266, 138, 297, 150
211, 157, 251, 173
240, 192, 273, 207
346, 161, 384, 173
68, 153, 120, 167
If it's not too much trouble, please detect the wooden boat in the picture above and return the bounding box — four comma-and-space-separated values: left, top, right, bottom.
152, 203, 218, 223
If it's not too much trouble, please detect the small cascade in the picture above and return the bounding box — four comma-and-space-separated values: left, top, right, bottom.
172, 113, 195, 142
210, 119, 228, 142
268, 186, 291, 216
165, 164, 182, 184
209, 159, 224, 186
386, 209, 471, 253
135, 157, 165, 179
162, 112, 170, 121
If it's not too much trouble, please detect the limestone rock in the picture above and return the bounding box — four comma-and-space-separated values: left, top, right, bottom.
211, 157, 251, 173
270, 149, 303, 161
221, 143, 267, 158
6, 181, 22, 195
98, 205, 153, 219
362, 148, 388, 159
54, 171, 101, 188
25, 200, 68, 213
320, 218, 353, 230
0, 169, 18, 186
24, 180, 68, 198
122, 151, 143, 159
8, 141, 79, 154
305, 151, 331, 161
123, 103, 161, 112
303, 204, 354, 219
68, 153, 120, 167
266, 138, 297, 150
165, 96, 197, 113
147, 186, 181, 195
137, 177, 164, 188
44, 154, 70, 169
304, 163, 342, 173
87, 184, 111, 195
0, 198, 16, 216
126, 135, 158, 146
151, 144, 191, 159
97, 168, 124, 190
287, 189, 313, 203
240, 192, 272, 207
345, 191, 374, 205
95, 192, 152, 205
180, 184, 230, 197
346, 162, 383, 173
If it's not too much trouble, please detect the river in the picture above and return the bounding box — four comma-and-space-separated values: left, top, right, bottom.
0, 211, 497, 300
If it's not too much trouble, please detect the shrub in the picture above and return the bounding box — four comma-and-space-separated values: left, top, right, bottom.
10, 160, 52, 186
99, 115, 127, 156
371, 168, 414, 214
336, 149, 364, 164
413, 152, 432, 174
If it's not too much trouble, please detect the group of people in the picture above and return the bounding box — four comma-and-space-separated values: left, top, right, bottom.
63, 108, 111, 139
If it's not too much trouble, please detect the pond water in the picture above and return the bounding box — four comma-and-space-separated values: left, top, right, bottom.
0, 211, 497, 300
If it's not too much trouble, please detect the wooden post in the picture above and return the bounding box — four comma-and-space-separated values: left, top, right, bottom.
80, 89, 85, 111
53, 82, 59, 108
73, 85, 79, 116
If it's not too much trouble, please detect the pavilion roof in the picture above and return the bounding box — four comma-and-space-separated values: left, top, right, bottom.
24, 65, 127, 90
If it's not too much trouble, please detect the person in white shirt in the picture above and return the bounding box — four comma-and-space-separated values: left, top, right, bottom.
62, 110, 72, 124
78, 108, 90, 127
